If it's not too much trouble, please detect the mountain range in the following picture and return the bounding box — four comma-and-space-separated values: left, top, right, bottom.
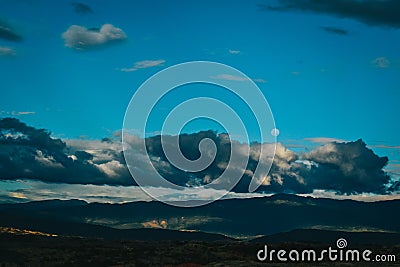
1, 194, 399, 245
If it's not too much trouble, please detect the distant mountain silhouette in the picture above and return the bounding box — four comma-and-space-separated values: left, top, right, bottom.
1, 194, 399, 244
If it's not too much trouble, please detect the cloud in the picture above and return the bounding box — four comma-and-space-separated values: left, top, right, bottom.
260, 0, 400, 28
211, 74, 267, 83
0, 179, 269, 204
371, 57, 390, 68
300, 189, 400, 202
305, 137, 347, 144
321, 26, 348, 35
0, 19, 22, 42
303, 140, 390, 194
62, 24, 126, 50
252, 78, 267, 83
0, 46, 16, 57
228, 49, 241, 55
211, 74, 249, 82
0, 119, 395, 196
16, 111, 35, 115
370, 144, 400, 149
120, 59, 166, 72
71, 2, 93, 14
0, 118, 132, 185
0, 111, 36, 116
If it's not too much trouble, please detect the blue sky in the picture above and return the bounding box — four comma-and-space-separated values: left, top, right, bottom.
1, 0, 399, 142
0, 0, 399, 202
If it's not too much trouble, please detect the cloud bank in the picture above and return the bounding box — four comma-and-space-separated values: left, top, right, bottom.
62, 24, 126, 50
260, 0, 400, 28
0, 118, 395, 196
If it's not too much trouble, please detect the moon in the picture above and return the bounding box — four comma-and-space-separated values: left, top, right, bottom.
271, 128, 280, 137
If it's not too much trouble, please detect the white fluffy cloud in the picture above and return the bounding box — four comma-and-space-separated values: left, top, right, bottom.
62, 24, 126, 50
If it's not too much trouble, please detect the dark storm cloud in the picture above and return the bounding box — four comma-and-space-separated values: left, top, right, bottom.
0, 118, 394, 195
259, 0, 400, 28
143, 131, 392, 195
71, 2, 93, 15
0, 118, 132, 185
0, 19, 22, 42
303, 139, 390, 194
321, 26, 348, 35
144, 131, 231, 187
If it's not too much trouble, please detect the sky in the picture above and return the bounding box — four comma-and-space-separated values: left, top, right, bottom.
0, 0, 399, 203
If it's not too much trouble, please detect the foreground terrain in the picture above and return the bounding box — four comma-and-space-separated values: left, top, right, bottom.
1, 194, 400, 266
0, 229, 399, 267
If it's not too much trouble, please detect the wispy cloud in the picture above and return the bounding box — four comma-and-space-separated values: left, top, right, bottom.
16, 111, 35, 115
372, 57, 390, 68
305, 137, 347, 144
211, 74, 248, 82
321, 26, 348, 35
62, 24, 126, 50
301, 190, 400, 202
0, 180, 267, 204
228, 49, 241, 55
370, 144, 400, 149
0, 46, 16, 57
0, 111, 35, 116
252, 78, 267, 83
120, 59, 166, 72
211, 74, 267, 83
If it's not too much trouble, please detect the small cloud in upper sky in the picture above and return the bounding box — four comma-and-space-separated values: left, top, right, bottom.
120, 59, 166, 72
62, 24, 126, 50
252, 78, 267, 83
228, 49, 241, 55
321, 26, 348, 35
0, 46, 16, 57
211, 74, 249, 82
71, 2, 93, 15
211, 74, 267, 83
0, 19, 22, 42
371, 57, 390, 68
